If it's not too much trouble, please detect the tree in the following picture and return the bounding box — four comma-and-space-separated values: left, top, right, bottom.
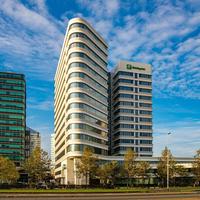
0, 156, 19, 184
124, 148, 137, 187
173, 164, 188, 186
157, 147, 176, 187
76, 147, 98, 186
136, 161, 150, 185
193, 149, 200, 186
175, 165, 187, 177
23, 147, 51, 186
98, 161, 118, 187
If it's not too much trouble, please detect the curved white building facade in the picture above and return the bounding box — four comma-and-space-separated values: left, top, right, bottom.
54, 18, 108, 184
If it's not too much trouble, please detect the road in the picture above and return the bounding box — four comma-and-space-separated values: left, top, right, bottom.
1, 193, 200, 200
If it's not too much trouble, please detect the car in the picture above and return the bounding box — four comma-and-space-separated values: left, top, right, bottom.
36, 182, 48, 189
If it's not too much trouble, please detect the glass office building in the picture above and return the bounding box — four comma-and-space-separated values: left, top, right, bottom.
0, 72, 26, 166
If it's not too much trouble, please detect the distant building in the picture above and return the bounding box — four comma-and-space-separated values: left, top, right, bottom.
25, 127, 41, 157
51, 133, 55, 167
0, 72, 26, 166
25, 128, 30, 159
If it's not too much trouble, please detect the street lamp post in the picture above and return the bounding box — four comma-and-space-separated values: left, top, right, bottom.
167, 132, 171, 190
167, 147, 169, 190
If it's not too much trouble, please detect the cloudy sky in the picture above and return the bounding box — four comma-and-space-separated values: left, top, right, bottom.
0, 0, 200, 157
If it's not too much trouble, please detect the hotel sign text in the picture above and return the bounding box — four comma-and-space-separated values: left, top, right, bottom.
126, 64, 145, 71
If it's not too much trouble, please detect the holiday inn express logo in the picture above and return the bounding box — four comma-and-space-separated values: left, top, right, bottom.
126, 64, 145, 71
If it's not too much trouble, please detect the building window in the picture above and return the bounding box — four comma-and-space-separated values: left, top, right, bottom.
66, 144, 107, 155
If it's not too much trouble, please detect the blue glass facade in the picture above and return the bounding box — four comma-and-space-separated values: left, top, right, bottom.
0, 72, 26, 166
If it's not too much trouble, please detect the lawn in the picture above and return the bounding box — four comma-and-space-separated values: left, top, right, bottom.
0, 187, 200, 193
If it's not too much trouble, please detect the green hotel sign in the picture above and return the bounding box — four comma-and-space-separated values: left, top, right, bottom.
126, 64, 145, 71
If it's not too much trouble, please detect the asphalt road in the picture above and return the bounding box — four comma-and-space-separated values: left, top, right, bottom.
1, 193, 200, 200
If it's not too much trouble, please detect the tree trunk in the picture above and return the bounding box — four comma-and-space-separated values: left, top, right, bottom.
127, 175, 130, 188
86, 173, 88, 187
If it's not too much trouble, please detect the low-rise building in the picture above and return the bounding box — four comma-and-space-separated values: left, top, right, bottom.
65, 155, 194, 185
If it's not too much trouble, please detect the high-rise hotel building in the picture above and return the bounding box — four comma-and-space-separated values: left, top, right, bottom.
54, 18, 108, 184
0, 72, 26, 166
111, 61, 153, 157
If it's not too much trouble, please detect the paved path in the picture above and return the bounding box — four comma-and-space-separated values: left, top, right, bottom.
1, 193, 200, 200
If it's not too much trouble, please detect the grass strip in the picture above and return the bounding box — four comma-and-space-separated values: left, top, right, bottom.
0, 187, 199, 193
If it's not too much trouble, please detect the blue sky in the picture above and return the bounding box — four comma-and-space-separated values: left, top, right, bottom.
0, 0, 200, 157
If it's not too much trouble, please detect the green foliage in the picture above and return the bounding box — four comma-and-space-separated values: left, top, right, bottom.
0, 186, 200, 193
193, 149, 200, 186
0, 156, 19, 184
76, 147, 98, 185
175, 165, 188, 177
124, 148, 137, 187
98, 161, 118, 186
157, 147, 177, 186
136, 161, 150, 184
23, 147, 51, 186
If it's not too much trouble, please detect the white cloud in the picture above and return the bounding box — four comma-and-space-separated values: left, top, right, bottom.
77, 0, 120, 17
28, 0, 49, 16
105, 2, 200, 99
28, 99, 53, 111
1, 0, 199, 98
0, 0, 59, 35
0, 0, 65, 79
